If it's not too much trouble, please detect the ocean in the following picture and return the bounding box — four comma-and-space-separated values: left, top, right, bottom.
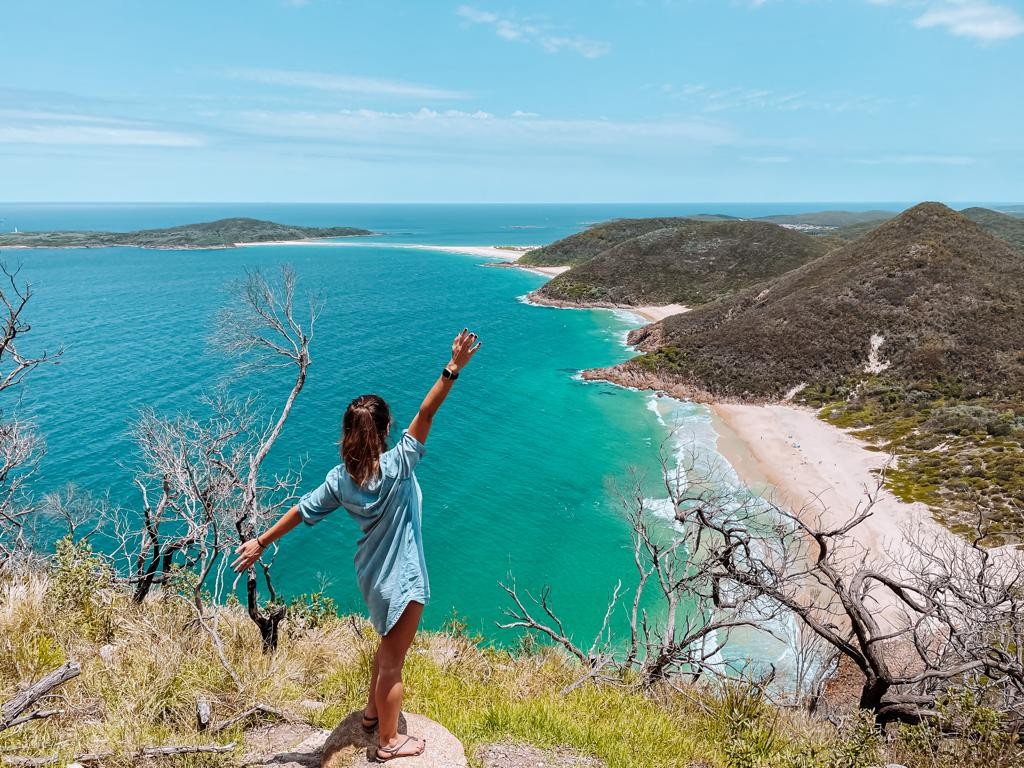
0, 202, 897, 653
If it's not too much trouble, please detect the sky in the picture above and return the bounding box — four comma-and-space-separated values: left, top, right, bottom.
1, 0, 1021, 203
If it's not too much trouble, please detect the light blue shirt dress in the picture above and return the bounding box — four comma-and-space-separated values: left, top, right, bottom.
297, 430, 429, 635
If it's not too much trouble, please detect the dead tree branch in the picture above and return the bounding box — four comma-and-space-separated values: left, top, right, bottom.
0, 661, 80, 731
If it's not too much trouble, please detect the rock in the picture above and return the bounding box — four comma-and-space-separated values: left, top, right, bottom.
196, 697, 212, 731
97, 645, 117, 667
242, 722, 330, 768
475, 743, 605, 768
320, 711, 466, 768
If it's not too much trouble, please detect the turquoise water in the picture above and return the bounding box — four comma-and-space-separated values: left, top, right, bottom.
0, 203, 875, 648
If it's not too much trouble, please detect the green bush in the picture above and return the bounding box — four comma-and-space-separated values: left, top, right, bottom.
285, 590, 338, 638
45, 536, 114, 640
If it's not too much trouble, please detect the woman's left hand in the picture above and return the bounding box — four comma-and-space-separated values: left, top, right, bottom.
231, 539, 264, 572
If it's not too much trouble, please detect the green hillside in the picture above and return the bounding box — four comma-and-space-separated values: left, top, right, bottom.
518, 217, 697, 266
605, 203, 1024, 537
536, 220, 834, 306
0, 218, 372, 249
961, 206, 1024, 251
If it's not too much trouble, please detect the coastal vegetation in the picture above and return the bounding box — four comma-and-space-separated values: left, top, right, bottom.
0, 218, 371, 249
596, 203, 1024, 539
11, 560, 1016, 768
2, 258, 1023, 766
534, 220, 833, 307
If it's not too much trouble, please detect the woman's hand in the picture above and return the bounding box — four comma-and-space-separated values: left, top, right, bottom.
448, 328, 482, 372
231, 539, 264, 572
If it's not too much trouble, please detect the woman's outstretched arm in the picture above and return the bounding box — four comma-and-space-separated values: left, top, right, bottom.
231, 505, 302, 572
408, 328, 481, 444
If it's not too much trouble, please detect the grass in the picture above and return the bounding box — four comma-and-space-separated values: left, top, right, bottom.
1, 558, 1019, 768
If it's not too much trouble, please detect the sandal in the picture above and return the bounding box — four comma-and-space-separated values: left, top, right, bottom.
375, 735, 426, 762
361, 712, 379, 733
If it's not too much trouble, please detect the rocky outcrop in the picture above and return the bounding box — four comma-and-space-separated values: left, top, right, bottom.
581, 364, 724, 404
319, 712, 466, 768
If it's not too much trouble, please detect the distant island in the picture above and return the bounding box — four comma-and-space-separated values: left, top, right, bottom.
0, 217, 373, 249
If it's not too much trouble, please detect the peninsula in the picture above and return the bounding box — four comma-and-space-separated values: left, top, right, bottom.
578, 203, 1024, 542
0, 217, 372, 249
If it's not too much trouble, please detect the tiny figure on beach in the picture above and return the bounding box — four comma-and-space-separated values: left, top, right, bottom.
232, 328, 482, 762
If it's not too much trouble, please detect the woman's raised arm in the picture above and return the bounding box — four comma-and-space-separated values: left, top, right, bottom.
408, 328, 481, 444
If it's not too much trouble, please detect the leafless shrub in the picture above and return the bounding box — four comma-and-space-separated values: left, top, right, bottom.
111, 266, 320, 651
500, 442, 775, 691
501, 439, 1024, 732
0, 263, 61, 566
691, 468, 1024, 727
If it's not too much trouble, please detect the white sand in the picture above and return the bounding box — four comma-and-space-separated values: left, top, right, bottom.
632, 304, 688, 322
708, 403, 945, 556
239, 240, 537, 258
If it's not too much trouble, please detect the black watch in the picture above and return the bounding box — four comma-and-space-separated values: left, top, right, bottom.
442, 367, 459, 381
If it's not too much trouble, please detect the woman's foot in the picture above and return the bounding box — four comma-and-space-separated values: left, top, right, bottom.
375, 735, 425, 762
361, 710, 379, 732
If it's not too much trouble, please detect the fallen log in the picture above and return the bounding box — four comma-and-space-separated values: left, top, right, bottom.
1, 661, 80, 731
139, 743, 236, 757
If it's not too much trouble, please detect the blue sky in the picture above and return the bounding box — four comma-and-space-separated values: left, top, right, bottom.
1, 0, 1021, 202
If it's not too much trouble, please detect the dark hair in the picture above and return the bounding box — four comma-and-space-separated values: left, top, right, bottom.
341, 394, 391, 486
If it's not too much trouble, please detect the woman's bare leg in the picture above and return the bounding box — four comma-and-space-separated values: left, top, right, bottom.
364, 648, 381, 722
374, 601, 424, 757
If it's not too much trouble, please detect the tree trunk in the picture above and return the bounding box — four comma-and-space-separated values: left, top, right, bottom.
246, 570, 286, 652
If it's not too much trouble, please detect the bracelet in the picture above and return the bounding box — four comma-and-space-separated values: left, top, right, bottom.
255, 534, 266, 549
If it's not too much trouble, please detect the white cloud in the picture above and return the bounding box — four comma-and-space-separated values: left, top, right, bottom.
229, 69, 468, 100
456, 6, 610, 58
663, 83, 890, 114
853, 154, 976, 165
913, 0, 1024, 42
0, 125, 203, 147
864, 0, 1024, 42
0, 109, 204, 147
232, 107, 736, 153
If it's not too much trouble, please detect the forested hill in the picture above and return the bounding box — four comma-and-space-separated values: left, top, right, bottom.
518, 217, 697, 267
590, 202, 1024, 536
0, 218, 372, 249
534, 220, 834, 307
960, 207, 1024, 252
623, 203, 1024, 398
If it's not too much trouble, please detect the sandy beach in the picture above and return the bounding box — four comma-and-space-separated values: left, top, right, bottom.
524, 293, 689, 323
708, 402, 945, 557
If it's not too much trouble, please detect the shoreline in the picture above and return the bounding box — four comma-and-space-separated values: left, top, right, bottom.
525, 292, 689, 323
583, 364, 956, 602
706, 402, 945, 556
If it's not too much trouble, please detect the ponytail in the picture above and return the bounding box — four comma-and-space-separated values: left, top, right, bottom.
341, 394, 391, 486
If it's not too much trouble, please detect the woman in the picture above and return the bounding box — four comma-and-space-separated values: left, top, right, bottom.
232, 328, 481, 762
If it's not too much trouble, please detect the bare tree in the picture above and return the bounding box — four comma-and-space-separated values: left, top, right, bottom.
500, 448, 772, 690
113, 266, 321, 651
694, 477, 1024, 726
0, 263, 61, 565
501, 440, 1024, 731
